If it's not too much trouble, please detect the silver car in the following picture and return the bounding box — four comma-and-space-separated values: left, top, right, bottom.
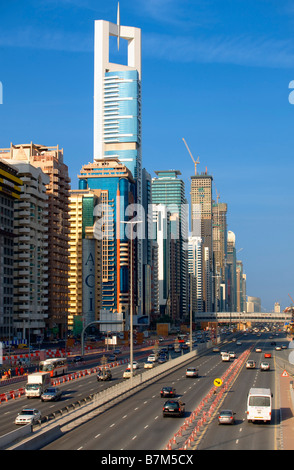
218, 409, 236, 425
15, 408, 41, 425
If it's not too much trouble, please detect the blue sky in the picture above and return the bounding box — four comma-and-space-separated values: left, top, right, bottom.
0, 0, 294, 312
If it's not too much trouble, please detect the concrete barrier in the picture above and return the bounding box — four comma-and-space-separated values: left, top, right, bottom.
0, 424, 32, 450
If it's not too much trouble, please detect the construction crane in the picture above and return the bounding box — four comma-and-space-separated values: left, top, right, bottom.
182, 138, 200, 175
288, 293, 294, 304
213, 181, 220, 203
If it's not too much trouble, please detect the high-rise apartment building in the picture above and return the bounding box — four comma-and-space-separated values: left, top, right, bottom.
0, 143, 71, 339
93, 14, 143, 316
0, 152, 49, 343
227, 230, 237, 312
0, 161, 22, 340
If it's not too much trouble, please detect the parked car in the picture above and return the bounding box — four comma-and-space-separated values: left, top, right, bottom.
15, 408, 41, 425
160, 386, 176, 398
186, 367, 198, 378
162, 400, 185, 417
97, 369, 112, 381
218, 409, 236, 424
41, 387, 62, 402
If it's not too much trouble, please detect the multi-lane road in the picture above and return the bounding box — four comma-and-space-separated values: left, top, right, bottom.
0, 328, 289, 450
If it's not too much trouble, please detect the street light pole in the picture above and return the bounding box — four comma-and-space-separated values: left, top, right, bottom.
122, 219, 142, 384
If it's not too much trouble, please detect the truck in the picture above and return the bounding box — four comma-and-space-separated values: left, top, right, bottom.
246, 388, 272, 423
25, 372, 51, 398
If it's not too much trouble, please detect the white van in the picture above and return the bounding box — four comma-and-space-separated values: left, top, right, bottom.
246, 388, 272, 423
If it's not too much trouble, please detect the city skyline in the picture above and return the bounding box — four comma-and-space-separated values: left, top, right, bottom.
0, 0, 294, 311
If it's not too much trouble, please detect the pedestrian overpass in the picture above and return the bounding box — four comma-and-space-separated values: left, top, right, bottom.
194, 311, 292, 325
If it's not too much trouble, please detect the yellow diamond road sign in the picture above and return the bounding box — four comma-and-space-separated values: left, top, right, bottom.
214, 378, 222, 387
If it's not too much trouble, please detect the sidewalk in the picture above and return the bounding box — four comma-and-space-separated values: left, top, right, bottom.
279, 372, 294, 450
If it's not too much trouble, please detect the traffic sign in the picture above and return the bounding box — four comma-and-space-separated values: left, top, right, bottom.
214, 378, 223, 387
282, 370, 290, 377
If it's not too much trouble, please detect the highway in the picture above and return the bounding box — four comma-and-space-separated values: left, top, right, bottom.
0, 327, 289, 450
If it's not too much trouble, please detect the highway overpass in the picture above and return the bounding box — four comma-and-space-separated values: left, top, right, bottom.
194, 311, 292, 325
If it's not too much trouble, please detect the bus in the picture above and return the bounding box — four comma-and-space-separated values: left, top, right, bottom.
39, 357, 68, 377
246, 388, 272, 423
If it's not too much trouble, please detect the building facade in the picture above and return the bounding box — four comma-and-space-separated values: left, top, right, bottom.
0, 161, 22, 341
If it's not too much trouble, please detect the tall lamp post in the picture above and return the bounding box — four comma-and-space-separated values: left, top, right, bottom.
121, 219, 142, 384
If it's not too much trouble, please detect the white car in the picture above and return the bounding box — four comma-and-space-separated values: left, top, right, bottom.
147, 354, 157, 362
260, 361, 270, 371
144, 361, 154, 369
229, 351, 236, 359
15, 408, 41, 425
128, 361, 140, 369
186, 367, 198, 377
222, 353, 230, 362
123, 368, 137, 379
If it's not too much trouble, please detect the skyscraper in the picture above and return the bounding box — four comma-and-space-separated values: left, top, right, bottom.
93, 12, 143, 315
151, 170, 188, 320
190, 172, 213, 312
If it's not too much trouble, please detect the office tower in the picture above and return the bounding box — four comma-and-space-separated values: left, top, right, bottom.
152, 170, 189, 320
236, 259, 244, 312
0, 154, 49, 343
0, 161, 22, 340
212, 201, 228, 311
190, 172, 213, 312
188, 236, 203, 313
151, 205, 170, 316
227, 230, 237, 312
77, 158, 136, 329
0, 143, 71, 339
68, 190, 102, 333
141, 168, 152, 323
247, 296, 261, 313
93, 14, 143, 316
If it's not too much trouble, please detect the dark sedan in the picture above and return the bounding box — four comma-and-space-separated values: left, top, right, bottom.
41, 387, 62, 402
162, 400, 185, 417
160, 386, 176, 398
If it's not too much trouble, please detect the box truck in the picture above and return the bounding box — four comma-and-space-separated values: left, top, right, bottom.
25, 372, 51, 398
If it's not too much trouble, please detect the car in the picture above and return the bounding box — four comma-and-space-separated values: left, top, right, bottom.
160, 386, 176, 398
162, 400, 185, 417
229, 351, 236, 359
275, 346, 282, 351
128, 361, 140, 369
15, 408, 41, 425
213, 347, 220, 352
246, 360, 256, 369
41, 387, 62, 401
236, 341, 242, 345
271, 341, 276, 346
97, 369, 112, 381
218, 409, 236, 425
73, 355, 83, 363
260, 362, 270, 371
264, 353, 272, 358
147, 354, 157, 362
255, 347, 262, 353
107, 354, 117, 362
123, 368, 136, 379
282, 345, 287, 349
158, 355, 167, 364
186, 367, 199, 377
113, 349, 121, 355
222, 353, 230, 362
144, 361, 154, 369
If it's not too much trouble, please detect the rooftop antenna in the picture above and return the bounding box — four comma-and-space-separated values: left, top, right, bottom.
182, 138, 200, 175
